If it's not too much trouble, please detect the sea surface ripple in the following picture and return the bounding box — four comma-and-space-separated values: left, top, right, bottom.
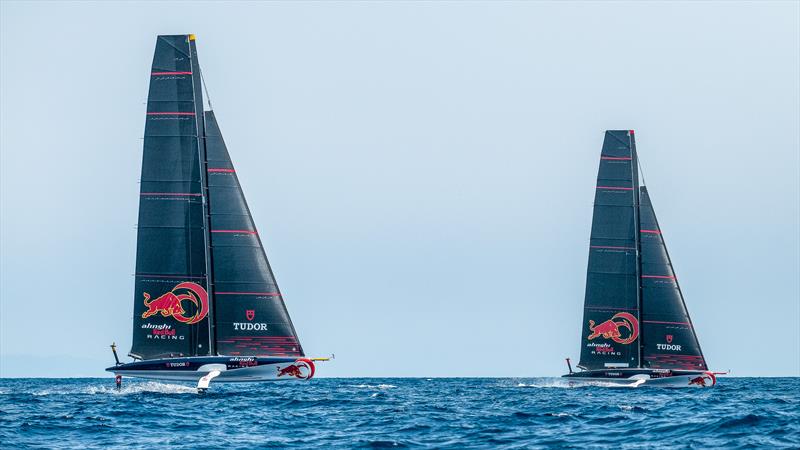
0, 377, 797, 449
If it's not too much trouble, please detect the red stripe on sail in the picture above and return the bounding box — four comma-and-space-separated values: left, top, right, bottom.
643, 320, 690, 325
210, 229, 257, 234
585, 306, 639, 311
140, 192, 201, 196
146, 112, 196, 116
151, 71, 192, 75
135, 273, 206, 279
601, 156, 632, 161
640, 229, 661, 234
208, 168, 235, 173
596, 186, 633, 190
215, 292, 281, 296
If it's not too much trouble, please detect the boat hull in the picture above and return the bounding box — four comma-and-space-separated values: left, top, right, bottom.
562, 368, 716, 387
106, 356, 315, 383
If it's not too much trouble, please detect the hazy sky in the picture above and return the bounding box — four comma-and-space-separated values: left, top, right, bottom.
1, 1, 798, 378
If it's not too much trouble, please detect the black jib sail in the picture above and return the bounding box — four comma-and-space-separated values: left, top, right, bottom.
577, 130, 706, 371
129, 35, 303, 360
639, 187, 706, 370
204, 111, 304, 357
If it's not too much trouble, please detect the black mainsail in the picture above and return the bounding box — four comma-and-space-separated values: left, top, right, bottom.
579, 130, 641, 370
576, 130, 707, 374
131, 35, 209, 359
128, 35, 304, 362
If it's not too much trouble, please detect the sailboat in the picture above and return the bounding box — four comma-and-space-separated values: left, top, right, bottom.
562, 130, 719, 387
107, 34, 327, 390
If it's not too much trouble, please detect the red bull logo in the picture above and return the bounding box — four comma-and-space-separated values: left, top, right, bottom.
141, 282, 209, 325
689, 376, 706, 386
688, 372, 717, 387
277, 358, 315, 380
587, 312, 639, 345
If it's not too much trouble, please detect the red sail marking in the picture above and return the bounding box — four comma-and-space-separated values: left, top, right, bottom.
596, 186, 634, 190
140, 192, 202, 196
643, 320, 691, 326
222, 336, 296, 339
136, 273, 206, 279
146, 112, 196, 116
585, 306, 638, 311
601, 156, 632, 161
210, 229, 257, 234
151, 71, 192, 75
207, 168, 235, 173
215, 292, 280, 296
640, 229, 661, 234
591, 246, 636, 250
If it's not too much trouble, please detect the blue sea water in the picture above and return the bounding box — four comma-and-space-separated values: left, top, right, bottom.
0, 377, 798, 449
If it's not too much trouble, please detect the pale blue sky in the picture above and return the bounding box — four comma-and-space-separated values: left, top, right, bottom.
1, 1, 798, 377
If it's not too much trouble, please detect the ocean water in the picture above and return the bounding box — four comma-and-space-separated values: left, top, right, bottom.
0, 377, 797, 449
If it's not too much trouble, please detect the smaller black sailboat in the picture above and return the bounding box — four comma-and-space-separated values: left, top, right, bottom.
563, 130, 720, 387
107, 35, 329, 391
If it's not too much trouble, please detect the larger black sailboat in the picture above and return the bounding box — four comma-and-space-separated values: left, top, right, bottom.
107, 35, 326, 389
563, 130, 718, 387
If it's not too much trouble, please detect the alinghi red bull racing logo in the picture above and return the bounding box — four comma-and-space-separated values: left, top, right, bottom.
277, 358, 315, 380
141, 282, 209, 325
587, 312, 639, 345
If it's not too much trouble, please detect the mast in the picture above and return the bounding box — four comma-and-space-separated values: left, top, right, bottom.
188, 35, 216, 356
630, 130, 644, 368
204, 114, 219, 355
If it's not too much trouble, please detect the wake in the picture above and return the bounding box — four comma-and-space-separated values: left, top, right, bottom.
27, 381, 196, 396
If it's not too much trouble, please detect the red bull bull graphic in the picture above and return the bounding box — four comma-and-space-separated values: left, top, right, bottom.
141, 282, 209, 325
277, 358, 315, 380
587, 312, 639, 345
688, 372, 716, 387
